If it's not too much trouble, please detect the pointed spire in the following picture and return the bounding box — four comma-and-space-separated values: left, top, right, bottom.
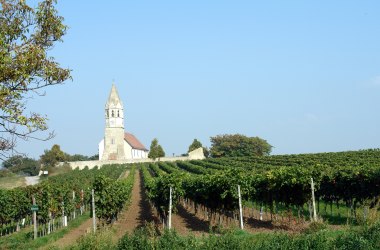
105, 84, 123, 108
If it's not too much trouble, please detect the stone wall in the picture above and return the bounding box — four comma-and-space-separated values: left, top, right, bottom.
64, 147, 205, 170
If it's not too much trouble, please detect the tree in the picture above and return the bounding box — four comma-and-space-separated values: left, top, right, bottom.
188, 138, 209, 158
188, 139, 203, 153
203, 147, 210, 158
2, 155, 39, 175
40, 144, 66, 168
148, 138, 165, 160
0, 0, 71, 159
210, 134, 272, 158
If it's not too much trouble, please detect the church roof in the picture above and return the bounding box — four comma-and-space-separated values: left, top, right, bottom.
124, 133, 148, 151
106, 84, 123, 108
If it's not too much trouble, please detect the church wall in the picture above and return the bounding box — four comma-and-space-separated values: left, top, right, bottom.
131, 149, 148, 159
124, 141, 133, 159
102, 127, 125, 160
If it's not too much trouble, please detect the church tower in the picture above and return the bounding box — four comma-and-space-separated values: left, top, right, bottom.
101, 84, 126, 160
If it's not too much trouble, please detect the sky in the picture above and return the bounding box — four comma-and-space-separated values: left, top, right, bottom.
15, 0, 380, 159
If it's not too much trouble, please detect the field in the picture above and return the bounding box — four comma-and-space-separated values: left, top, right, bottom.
0, 175, 26, 189
0, 149, 379, 249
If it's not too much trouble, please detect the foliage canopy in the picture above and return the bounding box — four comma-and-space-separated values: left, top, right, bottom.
188, 139, 202, 153
1, 155, 39, 175
0, 0, 71, 159
148, 138, 165, 160
40, 144, 66, 168
210, 134, 272, 158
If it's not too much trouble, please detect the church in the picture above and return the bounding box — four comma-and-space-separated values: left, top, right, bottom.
98, 85, 148, 160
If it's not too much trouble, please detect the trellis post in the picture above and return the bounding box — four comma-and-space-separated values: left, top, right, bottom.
238, 185, 244, 230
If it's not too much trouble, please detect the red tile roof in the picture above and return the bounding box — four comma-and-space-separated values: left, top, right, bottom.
124, 132, 148, 151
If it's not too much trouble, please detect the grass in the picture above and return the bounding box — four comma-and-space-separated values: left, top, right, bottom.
69, 221, 380, 250
0, 212, 90, 250
243, 200, 375, 226
42, 165, 73, 178
0, 175, 26, 189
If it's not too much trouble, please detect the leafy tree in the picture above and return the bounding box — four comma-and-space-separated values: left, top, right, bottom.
210, 134, 272, 158
188, 139, 203, 153
40, 144, 66, 168
203, 147, 210, 158
0, 168, 13, 177
0, 0, 71, 159
148, 138, 165, 160
88, 154, 99, 160
187, 139, 209, 158
63, 153, 99, 162
67, 154, 89, 162
157, 145, 165, 158
1, 155, 39, 175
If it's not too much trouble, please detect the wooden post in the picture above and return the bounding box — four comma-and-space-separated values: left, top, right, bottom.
62, 201, 66, 226
311, 178, 317, 222
48, 211, 51, 234
92, 189, 96, 233
32, 196, 37, 240
238, 185, 244, 230
73, 191, 76, 219
80, 189, 84, 215
168, 187, 172, 230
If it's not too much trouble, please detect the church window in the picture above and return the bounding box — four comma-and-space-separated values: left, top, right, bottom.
112, 110, 114, 117
111, 138, 115, 144
118, 110, 120, 117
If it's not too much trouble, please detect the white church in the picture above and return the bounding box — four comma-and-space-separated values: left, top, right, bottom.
98, 85, 148, 160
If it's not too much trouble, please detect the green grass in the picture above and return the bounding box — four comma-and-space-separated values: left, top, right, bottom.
71, 221, 380, 250
0, 176, 26, 189
0, 212, 90, 250
243, 200, 373, 225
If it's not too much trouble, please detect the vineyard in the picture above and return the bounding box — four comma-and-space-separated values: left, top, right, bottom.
141, 149, 380, 230
0, 164, 134, 239
0, 149, 379, 249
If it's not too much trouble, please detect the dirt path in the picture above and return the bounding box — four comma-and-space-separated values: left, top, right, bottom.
171, 205, 210, 235
25, 176, 40, 186
43, 217, 93, 249
111, 170, 158, 241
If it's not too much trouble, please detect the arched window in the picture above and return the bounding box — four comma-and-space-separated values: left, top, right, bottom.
106, 110, 109, 118
111, 110, 114, 117
117, 110, 120, 117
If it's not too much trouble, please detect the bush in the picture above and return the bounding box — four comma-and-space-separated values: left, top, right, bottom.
72, 230, 115, 250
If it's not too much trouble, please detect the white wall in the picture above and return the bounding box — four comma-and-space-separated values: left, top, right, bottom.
124, 140, 133, 159
66, 147, 204, 170
98, 139, 104, 160
131, 148, 148, 159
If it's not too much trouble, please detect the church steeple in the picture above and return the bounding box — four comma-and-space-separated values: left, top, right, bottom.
106, 84, 123, 109
105, 84, 124, 129
101, 84, 126, 160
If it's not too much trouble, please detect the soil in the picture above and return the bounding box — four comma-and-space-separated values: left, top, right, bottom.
111, 170, 159, 240
171, 205, 210, 235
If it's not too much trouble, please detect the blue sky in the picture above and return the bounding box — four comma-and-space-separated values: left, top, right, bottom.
18, 0, 380, 159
